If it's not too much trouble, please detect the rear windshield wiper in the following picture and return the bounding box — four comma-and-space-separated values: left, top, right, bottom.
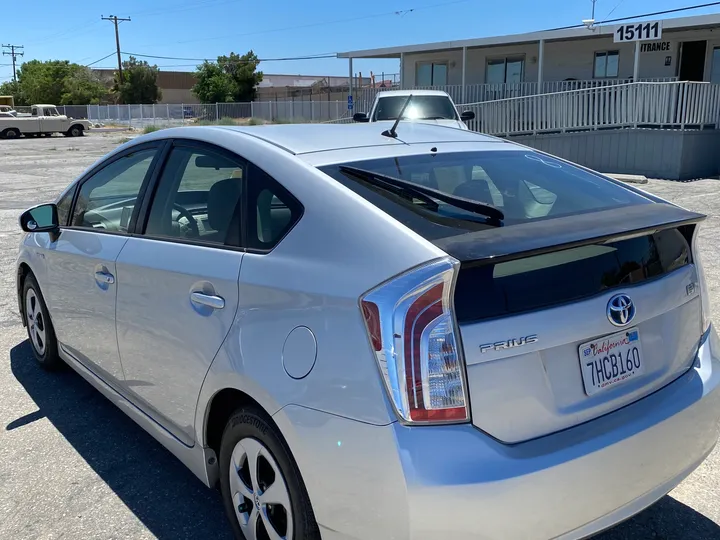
338, 165, 505, 223
338, 166, 439, 211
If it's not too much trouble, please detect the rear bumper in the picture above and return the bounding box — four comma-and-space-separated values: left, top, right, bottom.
397, 325, 720, 540
281, 326, 720, 540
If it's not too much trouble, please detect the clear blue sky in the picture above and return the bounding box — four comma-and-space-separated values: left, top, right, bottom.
1, 0, 718, 82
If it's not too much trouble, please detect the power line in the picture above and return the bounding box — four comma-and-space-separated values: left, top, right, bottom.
132, 0, 242, 18
602, 0, 627, 21
2, 44, 24, 82
121, 51, 337, 62
156, 0, 473, 46
597, 1, 720, 24
85, 52, 117, 67
101, 15, 131, 85
535, 1, 720, 33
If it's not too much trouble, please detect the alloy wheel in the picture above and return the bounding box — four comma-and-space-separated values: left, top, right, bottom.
25, 288, 46, 356
229, 437, 293, 540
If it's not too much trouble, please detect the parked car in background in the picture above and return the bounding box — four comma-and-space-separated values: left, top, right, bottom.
353, 89, 475, 130
0, 104, 91, 139
15, 122, 720, 540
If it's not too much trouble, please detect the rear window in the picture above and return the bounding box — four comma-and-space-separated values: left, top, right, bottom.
319, 150, 650, 240
373, 95, 458, 121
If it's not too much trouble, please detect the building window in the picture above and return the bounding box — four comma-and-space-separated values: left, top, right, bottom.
485, 57, 525, 84
594, 51, 620, 78
416, 62, 448, 86
712, 47, 720, 83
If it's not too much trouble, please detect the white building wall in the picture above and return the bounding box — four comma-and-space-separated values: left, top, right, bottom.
400, 27, 720, 85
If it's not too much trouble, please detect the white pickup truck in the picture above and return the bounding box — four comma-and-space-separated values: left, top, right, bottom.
0, 104, 92, 139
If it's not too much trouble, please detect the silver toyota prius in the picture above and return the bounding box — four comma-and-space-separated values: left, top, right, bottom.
15, 122, 720, 540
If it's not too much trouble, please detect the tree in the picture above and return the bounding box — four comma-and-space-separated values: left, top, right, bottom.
192, 50, 263, 103
0, 80, 23, 105
61, 68, 107, 105
114, 56, 162, 104
10, 60, 107, 105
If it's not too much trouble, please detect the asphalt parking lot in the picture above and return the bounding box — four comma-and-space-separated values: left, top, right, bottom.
0, 133, 719, 539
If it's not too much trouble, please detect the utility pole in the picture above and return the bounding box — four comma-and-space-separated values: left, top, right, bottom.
101, 15, 131, 84
2, 44, 24, 82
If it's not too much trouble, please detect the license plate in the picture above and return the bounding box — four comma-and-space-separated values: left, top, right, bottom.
578, 328, 644, 396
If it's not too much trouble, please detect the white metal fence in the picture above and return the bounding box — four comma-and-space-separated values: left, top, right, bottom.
461, 81, 720, 136
44, 79, 717, 134
349, 77, 679, 112
86, 101, 352, 127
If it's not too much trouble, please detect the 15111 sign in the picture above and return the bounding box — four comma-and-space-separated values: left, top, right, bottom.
614, 20, 663, 43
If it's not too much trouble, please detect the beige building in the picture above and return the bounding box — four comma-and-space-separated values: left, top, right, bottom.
339, 13, 720, 101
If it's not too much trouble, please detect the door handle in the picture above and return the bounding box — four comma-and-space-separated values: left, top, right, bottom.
190, 292, 225, 310
94, 271, 115, 285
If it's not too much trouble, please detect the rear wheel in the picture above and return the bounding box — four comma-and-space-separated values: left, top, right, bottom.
22, 274, 62, 370
2, 127, 20, 139
219, 407, 320, 540
67, 125, 83, 137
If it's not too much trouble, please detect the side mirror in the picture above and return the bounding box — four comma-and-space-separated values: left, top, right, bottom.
19, 203, 59, 233
460, 110, 476, 121
353, 112, 369, 122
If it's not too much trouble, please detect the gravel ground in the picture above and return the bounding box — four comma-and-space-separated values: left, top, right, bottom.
0, 134, 719, 539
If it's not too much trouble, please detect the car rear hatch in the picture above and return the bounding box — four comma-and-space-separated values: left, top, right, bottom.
436, 203, 706, 443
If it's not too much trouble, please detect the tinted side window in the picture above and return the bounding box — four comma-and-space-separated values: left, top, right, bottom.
145, 146, 245, 245
56, 187, 76, 226
246, 164, 302, 251
71, 148, 157, 232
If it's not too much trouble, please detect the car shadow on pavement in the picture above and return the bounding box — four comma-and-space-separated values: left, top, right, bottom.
9, 340, 720, 540
9, 340, 232, 540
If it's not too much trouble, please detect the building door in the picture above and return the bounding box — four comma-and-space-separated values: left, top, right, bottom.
678, 41, 707, 81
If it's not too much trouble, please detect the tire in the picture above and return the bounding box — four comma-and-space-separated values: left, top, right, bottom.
2, 127, 20, 139
67, 125, 83, 137
219, 407, 320, 540
22, 273, 62, 370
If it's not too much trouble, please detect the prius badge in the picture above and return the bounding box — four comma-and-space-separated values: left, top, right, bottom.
480, 335, 538, 354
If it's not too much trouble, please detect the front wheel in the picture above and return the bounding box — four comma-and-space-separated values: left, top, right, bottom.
67, 125, 84, 137
219, 407, 320, 540
2, 127, 20, 139
22, 274, 62, 370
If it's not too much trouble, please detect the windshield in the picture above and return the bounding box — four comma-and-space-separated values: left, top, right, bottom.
319, 151, 650, 238
373, 95, 458, 121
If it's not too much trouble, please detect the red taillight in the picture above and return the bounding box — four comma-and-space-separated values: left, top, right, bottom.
361, 301, 382, 351
361, 258, 470, 425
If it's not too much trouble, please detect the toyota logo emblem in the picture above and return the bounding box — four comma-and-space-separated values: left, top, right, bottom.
607, 294, 635, 327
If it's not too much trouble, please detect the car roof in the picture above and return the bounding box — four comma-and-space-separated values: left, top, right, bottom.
212, 122, 502, 155
374, 89, 451, 98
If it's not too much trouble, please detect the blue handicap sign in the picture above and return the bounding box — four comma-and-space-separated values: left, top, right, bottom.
347, 95, 353, 110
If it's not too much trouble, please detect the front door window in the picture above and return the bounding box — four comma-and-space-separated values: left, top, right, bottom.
71, 148, 158, 232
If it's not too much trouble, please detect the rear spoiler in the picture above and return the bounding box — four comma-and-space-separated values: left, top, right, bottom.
434, 203, 706, 265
